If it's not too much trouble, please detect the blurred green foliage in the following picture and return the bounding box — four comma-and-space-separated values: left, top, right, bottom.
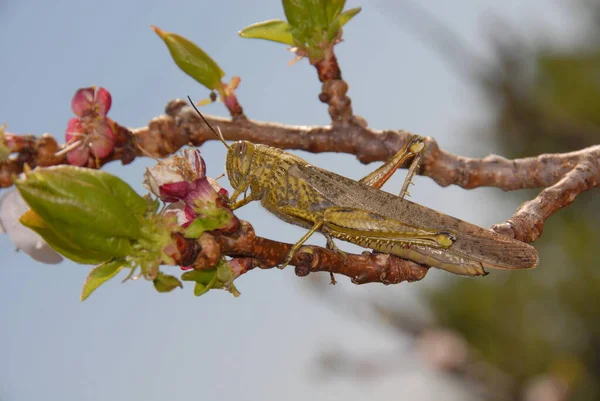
426, 3, 600, 399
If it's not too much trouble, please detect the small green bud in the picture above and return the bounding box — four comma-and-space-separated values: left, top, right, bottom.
152, 25, 225, 90
16, 166, 149, 263
153, 271, 183, 293
81, 260, 126, 301
238, 20, 294, 45
181, 260, 241, 297
241, 1, 361, 62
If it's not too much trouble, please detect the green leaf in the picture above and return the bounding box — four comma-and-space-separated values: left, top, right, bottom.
279, 1, 362, 61
181, 268, 218, 284
338, 6, 361, 27
238, 20, 294, 45
193, 282, 212, 296
20, 210, 108, 264
216, 261, 241, 297
152, 26, 225, 90
282, 0, 312, 35
81, 260, 125, 301
325, 6, 361, 43
153, 271, 183, 293
181, 265, 239, 297
183, 209, 233, 239
15, 166, 148, 262
16, 166, 146, 239
325, 0, 346, 24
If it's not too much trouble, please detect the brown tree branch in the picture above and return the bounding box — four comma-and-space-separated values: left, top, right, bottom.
491, 157, 600, 242
223, 93, 245, 120
187, 220, 429, 285
4, 99, 598, 193
2, 99, 599, 246
313, 47, 354, 125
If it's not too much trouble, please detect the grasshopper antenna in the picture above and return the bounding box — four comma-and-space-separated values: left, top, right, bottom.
187, 95, 232, 150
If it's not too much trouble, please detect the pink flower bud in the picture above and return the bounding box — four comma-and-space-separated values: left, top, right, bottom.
143, 148, 235, 233
65, 87, 116, 165
71, 87, 96, 117
95, 87, 112, 116
66, 145, 90, 167
228, 76, 241, 91
65, 118, 84, 143
89, 120, 115, 158
143, 148, 207, 202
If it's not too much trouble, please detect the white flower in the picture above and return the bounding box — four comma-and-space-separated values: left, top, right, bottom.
164, 201, 189, 225
142, 148, 206, 199
0, 189, 63, 264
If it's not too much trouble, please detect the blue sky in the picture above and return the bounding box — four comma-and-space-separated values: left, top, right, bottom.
0, 1, 574, 400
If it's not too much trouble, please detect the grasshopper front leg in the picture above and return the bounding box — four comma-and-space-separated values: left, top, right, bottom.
280, 218, 324, 269
230, 195, 253, 211
359, 136, 424, 199
229, 178, 265, 210
228, 179, 251, 210
276, 205, 349, 269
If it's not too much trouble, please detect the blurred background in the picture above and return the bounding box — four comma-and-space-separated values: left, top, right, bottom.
1, 1, 598, 400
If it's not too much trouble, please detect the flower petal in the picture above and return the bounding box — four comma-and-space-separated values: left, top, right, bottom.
192, 177, 219, 203
95, 87, 112, 116
89, 121, 115, 158
228, 76, 241, 91
143, 165, 186, 200
164, 201, 190, 225
160, 181, 194, 201
183, 203, 196, 221
67, 145, 90, 166
143, 167, 162, 198
65, 118, 84, 142
71, 87, 95, 117
143, 148, 207, 201
207, 177, 229, 197
180, 148, 206, 180
0, 190, 63, 264
89, 136, 114, 159
94, 119, 115, 140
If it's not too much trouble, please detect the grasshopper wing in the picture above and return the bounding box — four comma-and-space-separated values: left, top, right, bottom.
289, 164, 539, 271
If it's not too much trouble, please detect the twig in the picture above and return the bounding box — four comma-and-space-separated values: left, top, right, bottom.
120, 102, 600, 194
223, 94, 245, 120
2, 100, 599, 243
491, 158, 600, 242
313, 47, 354, 125
189, 220, 429, 285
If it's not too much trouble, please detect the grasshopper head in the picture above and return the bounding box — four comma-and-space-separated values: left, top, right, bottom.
226, 140, 256, 189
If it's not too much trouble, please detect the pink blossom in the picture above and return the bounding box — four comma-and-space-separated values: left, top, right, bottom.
64, 86, 115, 166
144, 148, 226, 209
144, 148, 236, 271
143, 148, 233, 225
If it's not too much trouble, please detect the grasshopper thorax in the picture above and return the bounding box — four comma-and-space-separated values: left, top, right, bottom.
225, 140, 257, 190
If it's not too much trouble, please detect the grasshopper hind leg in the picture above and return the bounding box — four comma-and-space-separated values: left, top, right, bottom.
324, 233, 349, 265
399, 139, 424, 200
358, 136, 425, 200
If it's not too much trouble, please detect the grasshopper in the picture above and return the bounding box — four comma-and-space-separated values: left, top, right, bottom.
189, 100, 539, 276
